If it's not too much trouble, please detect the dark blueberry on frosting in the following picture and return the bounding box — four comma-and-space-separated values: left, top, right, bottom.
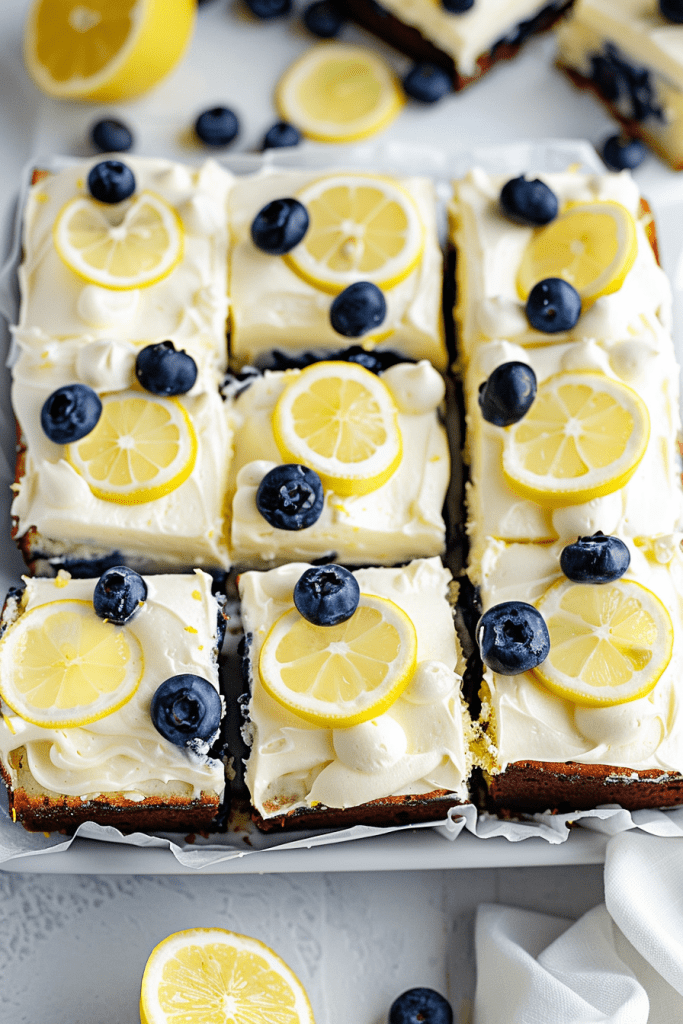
151, 674, 222, 747
294, 565, 360, 626
251, 198, 309, 255
441, 0, 474, 11
601, 134, 647, 171
478, 361, 536, 427
660, 1, 683, 24
88, 160, 136, 204
402, 63, 451, 103
256, 464, 324, 530
560, 532, 631, 584
246, 0, 292, 18
135, 341, 198, 396
303, 0, 345, 37
263, 121, 301, 150
525, 278, 581, 333
93, 566, 147, 625
477, 601, 550, 675
389, 988, 454, 1024
194, 107, 239, 147
41, 384, 102, 444
91, 118, 134, 153
330, 281, 386, 337
500, 176, 558, 226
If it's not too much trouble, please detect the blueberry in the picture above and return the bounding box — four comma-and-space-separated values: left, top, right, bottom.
251, 198, 309, 255
477, 602, 550, 675
500, 176, 558, 226
88, 160, 136, 204
590, 54, 620, 102
478, 361, 536, 426
135, 341, 198, 396
151, 674, 222, 747
304, 0, 345, 36
90, 118, 133, 153
601, 134, 647, 171
93, 566, 147, 625
340, 345, 408, 374
263, 121, 301, 150
256, 464, 324, 530
330, 282, 387, 337
660, 0, 683, 24
525, 278, 581, 333
194, 107, 239, 147
389, 988, 453, 1024
294, 565, 360, 626
402, 63, 452, 103
41, 384, 102, 444
441, 0, 474, 11
560, 532, 631, 584
246, 0, 291, 18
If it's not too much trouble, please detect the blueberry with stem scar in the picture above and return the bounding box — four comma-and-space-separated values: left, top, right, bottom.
41, 384, 102, 444
256, 464, 324, 530
560, 532, 630, 583
477, 601, 550, 675
389, 987, 454, 1024
135, 341, 198, 396
294, 565, 360, 625
93, 566, 147, 625
525, 278, 581, 333
151, 674, 222, 747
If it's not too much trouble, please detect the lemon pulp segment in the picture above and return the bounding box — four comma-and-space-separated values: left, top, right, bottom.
0, 600, 143, 728
502, 371, 650, 506
533, 579, 673, 707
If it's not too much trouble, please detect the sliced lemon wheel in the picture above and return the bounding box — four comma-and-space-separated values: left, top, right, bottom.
284, 174, 424, 294
276, 43, 404, 143
259, 594, 417, 728
67, 393, 197, 505
53, 191, 183, 291
502, 371, 650, 507
272, 361, 402, 497
517, 201, 638, 303
533, 578, 673, 707
140, 928, 315, 1024
0, 600, 143, 728
24, 0, 195, 102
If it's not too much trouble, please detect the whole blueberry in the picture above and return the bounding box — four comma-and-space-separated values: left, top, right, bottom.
402, 63, 452, 103
263, 121, 301, 150
90, 118, 134, 153
88, 160, 136, 204
194, 107, 239, 147
660, 0, 683, 23
389, 988, 453, 1024
41, 384, 102, 444
304, 0, 345, 36
256, 464, 324, 530
151, 674, 222, 747
251, 198, 309, 255
500, 176, 558, 225
560, 532, 631, 584
601, 134, 647, 171
477, 601, 550, 675
246, 0, 291, 18
294, 565, 360, 626
330, 282, 387, 337
135, 341, 198, 396
526, 278, 581, 333
478, 361, 536, 426
93, 566, 147, 625
441, 0, 474, 11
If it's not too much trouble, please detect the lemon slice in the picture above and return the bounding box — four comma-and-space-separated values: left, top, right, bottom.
259, 594, 417, 728
0, 600, 143, 728
53, 191, 183, 291
272, 361, 402, 497
276, 43, 404, 143
24, 0, 195, 102
67, 393, 197, 505
140, 928, 315, 1024
517, 201, 638, 303
502, 371, 650, 507
283, 174, 425, 294
533, 578, 673, 707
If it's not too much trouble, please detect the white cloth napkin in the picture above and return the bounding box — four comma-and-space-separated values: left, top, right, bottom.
474, 833, 683, 1023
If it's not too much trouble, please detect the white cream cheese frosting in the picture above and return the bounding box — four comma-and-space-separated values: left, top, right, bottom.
0, 572, 226, 801
239, 558, 471, 818
228, 169, 446, 370
227, 361, 449, 568
478, 538, 683, 774
15, 156, 233, 382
